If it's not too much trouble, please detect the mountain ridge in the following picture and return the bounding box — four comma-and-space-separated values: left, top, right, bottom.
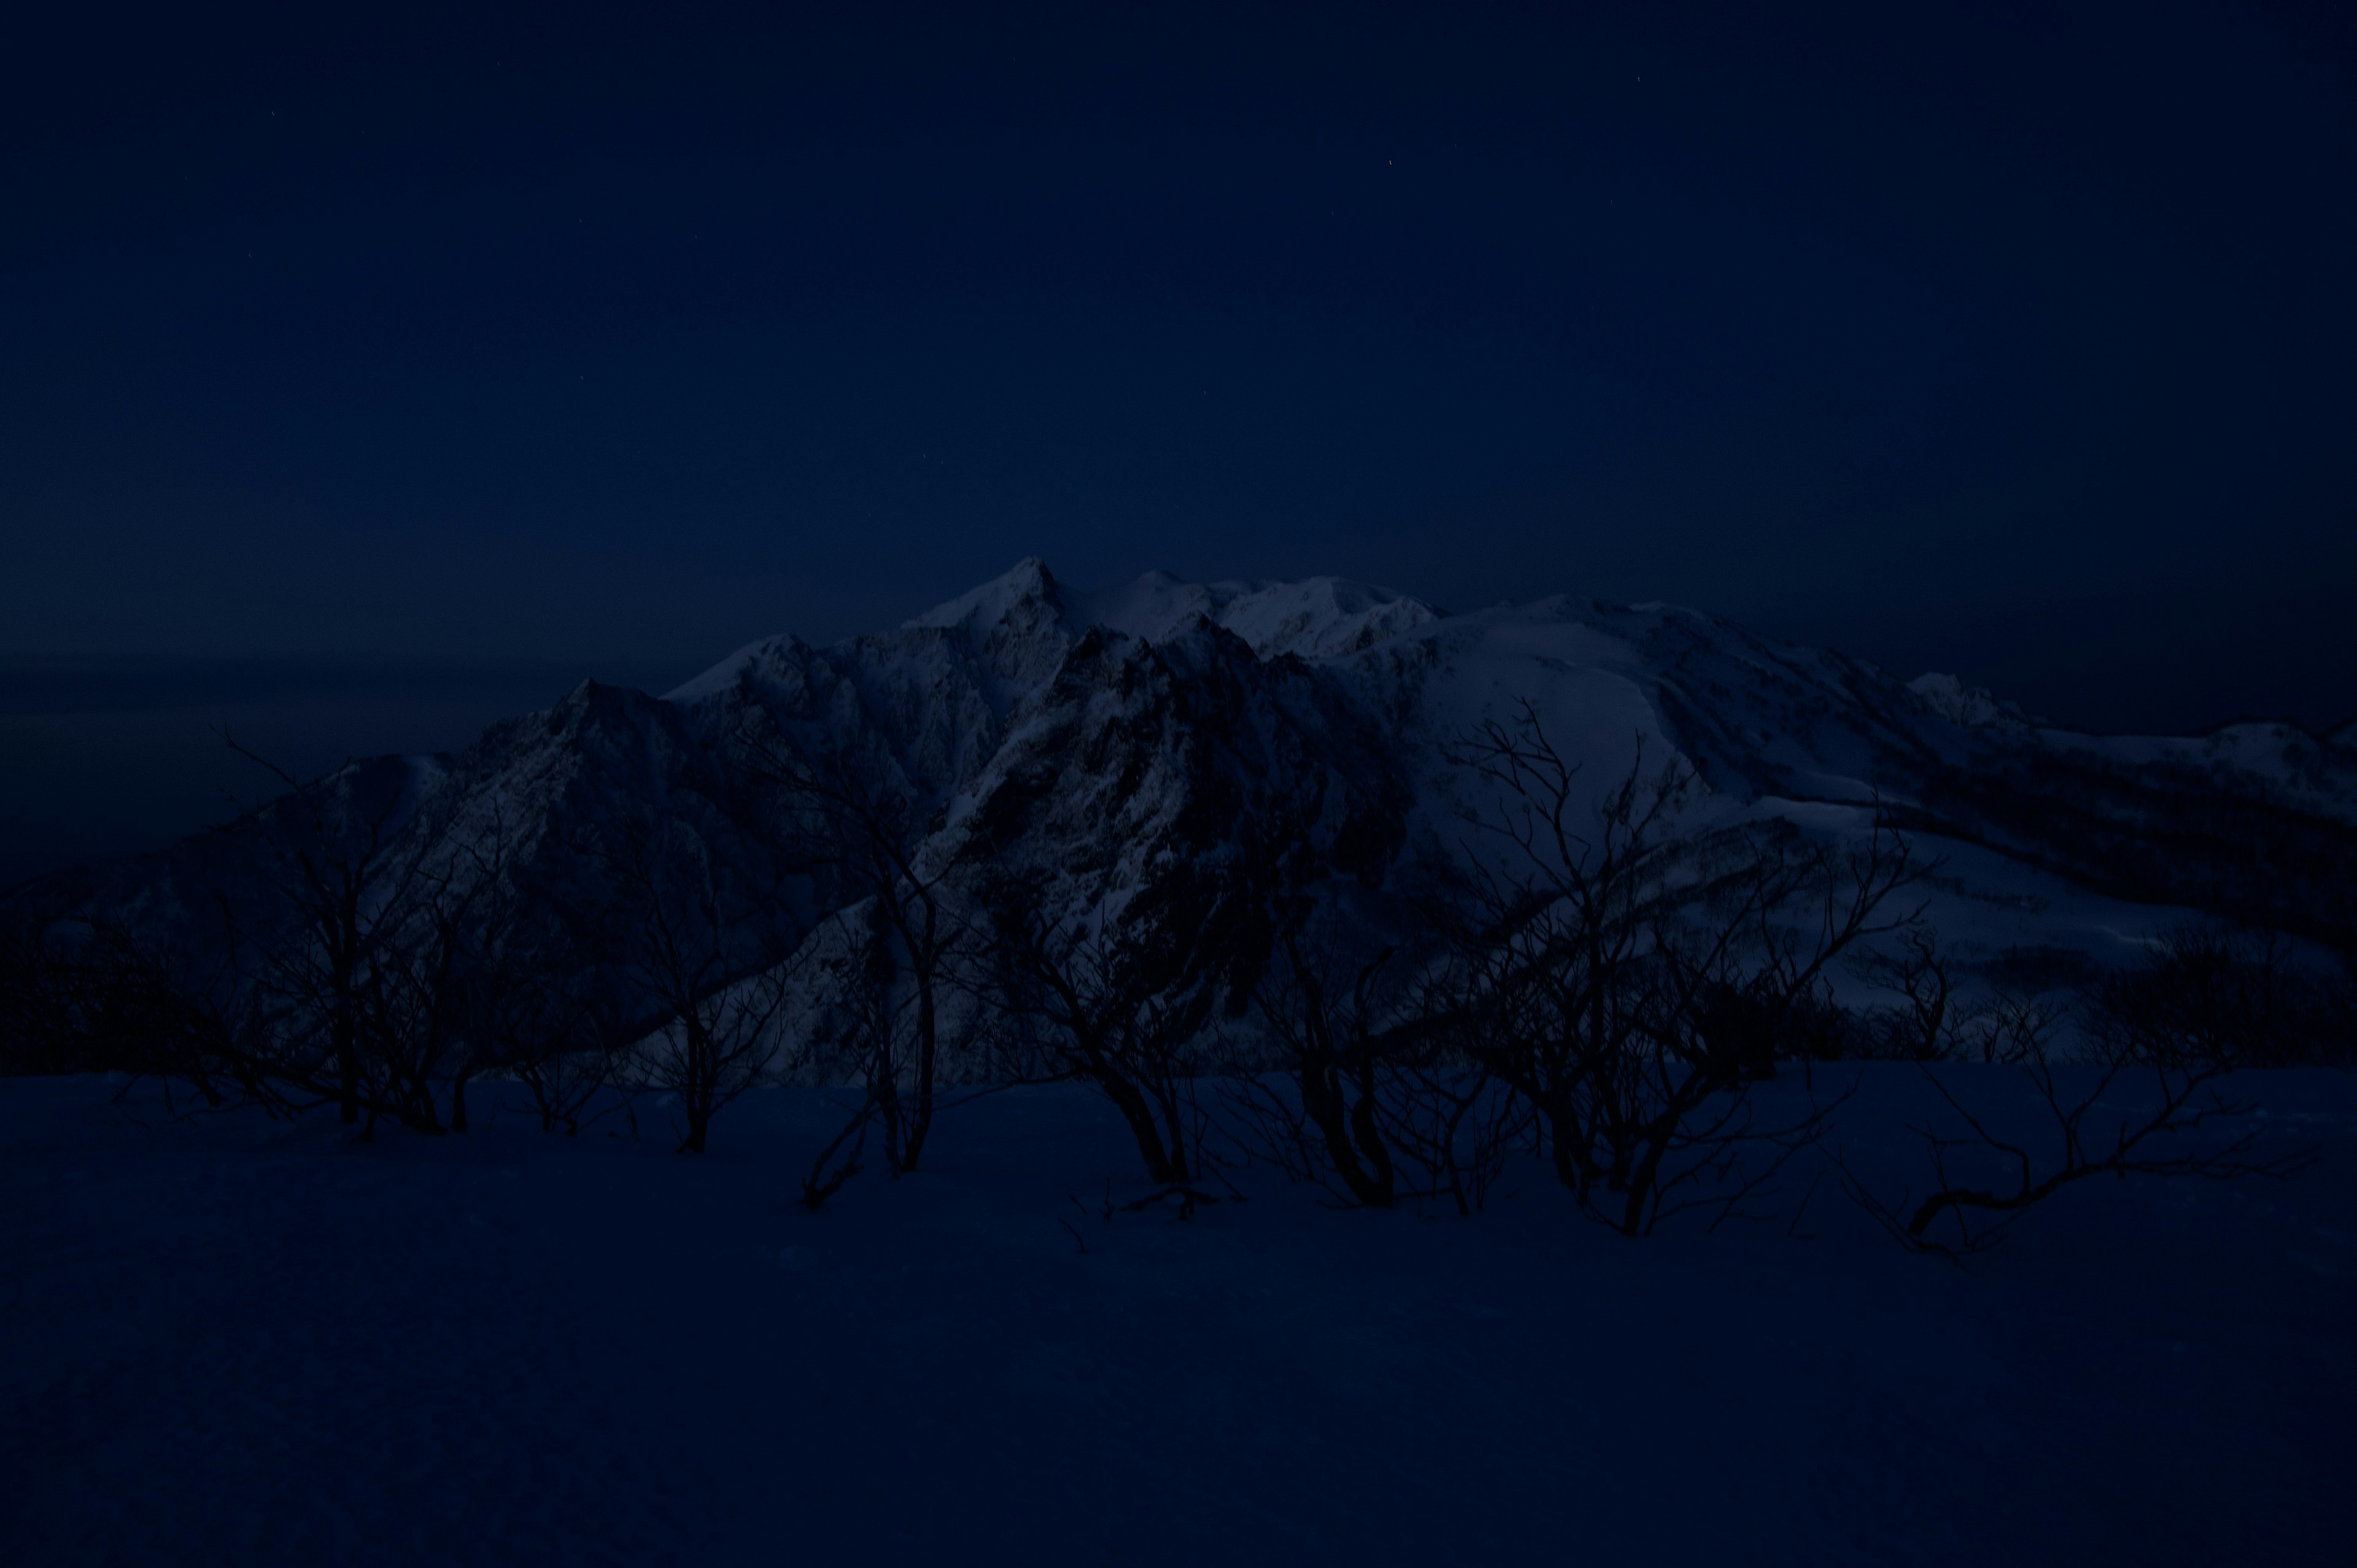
12, 560, 2355, 1067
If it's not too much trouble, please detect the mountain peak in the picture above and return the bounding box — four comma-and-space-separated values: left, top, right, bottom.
1066, 569, 1443, 662
904, 557, 1066, 635
1908, 671, 2027, 731
900, 558, 1444, 665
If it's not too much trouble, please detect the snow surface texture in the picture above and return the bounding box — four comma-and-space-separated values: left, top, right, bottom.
4, 1070, 2353, 1566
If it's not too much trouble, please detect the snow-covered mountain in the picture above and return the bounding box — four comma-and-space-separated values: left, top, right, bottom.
18, 559, 2357, 1058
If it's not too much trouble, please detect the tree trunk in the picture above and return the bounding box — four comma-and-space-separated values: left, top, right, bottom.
335, 1009, 360, 1124
1100, 1072, 1183, 1184
1301, 1060, 1390, 1207
899, 960, 938, 1172
1346, 1057, 1397, 1207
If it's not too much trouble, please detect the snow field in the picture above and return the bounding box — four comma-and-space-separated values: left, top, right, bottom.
5, 1068, 2353, 1566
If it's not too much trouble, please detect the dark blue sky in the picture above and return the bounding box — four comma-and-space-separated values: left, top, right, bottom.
4, 2, 2354, 879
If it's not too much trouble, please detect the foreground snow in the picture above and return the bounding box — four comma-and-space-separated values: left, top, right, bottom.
4, 1070, 2353, 1566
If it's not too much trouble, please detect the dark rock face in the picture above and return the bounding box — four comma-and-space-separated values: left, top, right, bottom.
940, 617, 1415, 1021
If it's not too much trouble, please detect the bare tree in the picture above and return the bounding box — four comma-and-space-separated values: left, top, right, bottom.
794, 913, 898, 1207
1, 912, 117, 1077
150, 747, 597, 1138
1433, 715, 1693, 1206
1847, 924, 2329, 1257
1851, 932, 2073, 1065
1851, 1049, 2305, 1259
1849, 930, 1958, 1061
735, 719, 968, 1175
69, 740, 474, 1135
0, 910, 260, 1103
218, 739, 468, 1134
1438, 703, 1923, 1235
596, 816, 796, 1154
1377, 1040, 1536, 1218
1223, 912, 1535, 1215
467, 943, 619, 1134
1227, 923, 1407, 1207
360, 856, 489, 1134
455, 868, 623, 1136
2095, 922, 2353, 1070
987, 883, 1225, 1188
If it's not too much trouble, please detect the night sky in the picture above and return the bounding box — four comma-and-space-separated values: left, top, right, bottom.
4, 2, 2353, 883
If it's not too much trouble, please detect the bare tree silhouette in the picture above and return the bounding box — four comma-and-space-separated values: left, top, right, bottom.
1438, 702, 1923, 1234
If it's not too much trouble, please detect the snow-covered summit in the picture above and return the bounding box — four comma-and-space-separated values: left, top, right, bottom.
1906, 671, 2029, 731
1066, 570, 1444, 662
902, 558, 1441, 664
902, 555, 1070, 641
671, 557, 1438, 711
